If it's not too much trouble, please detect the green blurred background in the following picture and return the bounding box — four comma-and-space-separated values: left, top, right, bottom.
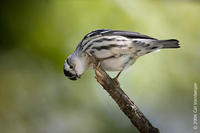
0, 0, 200, 133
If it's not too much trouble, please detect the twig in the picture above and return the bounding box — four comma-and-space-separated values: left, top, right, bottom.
90, 55, 160, 133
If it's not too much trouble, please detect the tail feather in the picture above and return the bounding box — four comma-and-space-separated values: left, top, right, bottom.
156, 39, 180, 49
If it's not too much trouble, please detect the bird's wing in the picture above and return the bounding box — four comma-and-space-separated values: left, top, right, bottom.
84, 29, 157, 40
76, 29, 157, 55
105, 30, 157, 40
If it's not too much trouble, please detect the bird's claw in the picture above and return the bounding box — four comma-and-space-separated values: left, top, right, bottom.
96, 59, 104, 69
113, 76, 120, 87
113, 71, 122, 87
86, 52, 103, 70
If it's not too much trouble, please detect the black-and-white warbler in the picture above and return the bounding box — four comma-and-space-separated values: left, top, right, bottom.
64, 29, 180, 80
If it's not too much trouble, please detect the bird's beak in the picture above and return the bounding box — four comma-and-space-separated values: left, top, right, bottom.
76, 74, 81, 78
75, 69, 81, 78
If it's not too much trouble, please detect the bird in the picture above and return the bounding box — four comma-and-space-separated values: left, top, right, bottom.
64, 29, 180, 80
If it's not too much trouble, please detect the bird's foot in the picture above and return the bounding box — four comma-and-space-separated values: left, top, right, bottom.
96, 59, 104, 69
113, 77, 120, 88
86, 53, 104, 70
86, 52, 93, 64
113, 71, 122, 88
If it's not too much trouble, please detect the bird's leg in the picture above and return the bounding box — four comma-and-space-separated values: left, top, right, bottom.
96, 58, 104, 69
86, 52, 104, 70
87, 53, 93, 65
113, 70, 122, 87
114, 70, 122, 80
86, 52, 96, 68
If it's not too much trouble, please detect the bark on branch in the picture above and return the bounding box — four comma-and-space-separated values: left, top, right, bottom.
91, 56, 160, 133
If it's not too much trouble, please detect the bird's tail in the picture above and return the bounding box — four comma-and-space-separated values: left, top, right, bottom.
132, 39, 180, 57
155, 39, 180, 49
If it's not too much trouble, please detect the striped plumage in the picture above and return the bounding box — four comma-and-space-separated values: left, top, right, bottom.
64, 29, 180, 80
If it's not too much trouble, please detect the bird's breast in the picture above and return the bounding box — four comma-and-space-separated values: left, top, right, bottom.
100, 55, 135, 71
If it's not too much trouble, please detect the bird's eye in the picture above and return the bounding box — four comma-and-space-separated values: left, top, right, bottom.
66, 59, 74, 69
69, 65, 73, 69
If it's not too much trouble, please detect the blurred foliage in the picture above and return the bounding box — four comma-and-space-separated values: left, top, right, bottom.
0, 0, 200, 133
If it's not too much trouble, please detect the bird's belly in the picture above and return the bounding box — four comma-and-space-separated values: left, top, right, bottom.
101, 55, 135, 71
87, 44, 136, 71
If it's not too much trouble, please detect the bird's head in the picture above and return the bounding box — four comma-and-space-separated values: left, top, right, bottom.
64, 54, 87, 80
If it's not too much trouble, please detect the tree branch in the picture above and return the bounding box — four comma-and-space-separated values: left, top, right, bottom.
91, 56, 160, 133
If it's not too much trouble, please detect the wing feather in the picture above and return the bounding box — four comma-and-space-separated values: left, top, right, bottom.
83, 29, 157, 40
